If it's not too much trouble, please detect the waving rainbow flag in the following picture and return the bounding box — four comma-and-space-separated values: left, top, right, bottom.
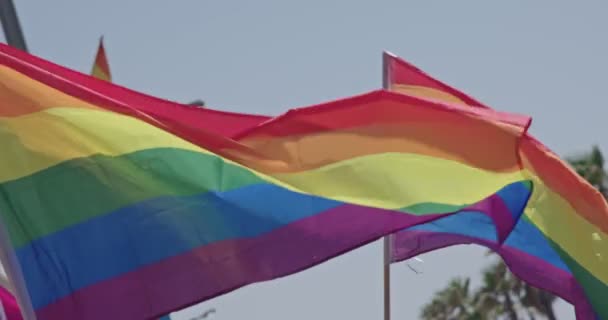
384, 52, 607, 319
0, 44, 534, 320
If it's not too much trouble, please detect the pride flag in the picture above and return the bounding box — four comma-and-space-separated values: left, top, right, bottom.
384, 51, 607, 319
90, 37, 111, 82
0, 44, 533, 319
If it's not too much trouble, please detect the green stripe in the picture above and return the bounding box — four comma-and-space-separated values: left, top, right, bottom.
0, 147, 486, 248
551, 240, 608, 317
0, 148, 265, 248
401, 202, 465, 215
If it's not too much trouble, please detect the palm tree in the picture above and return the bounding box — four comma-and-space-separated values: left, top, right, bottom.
567, 145, 607, 197
422, 255, 554, 320
473, 260, 525, 320
479, 252, 557, 320
422, 146, 605, 319
519, 285, 557, 320
421, 277, 478, 320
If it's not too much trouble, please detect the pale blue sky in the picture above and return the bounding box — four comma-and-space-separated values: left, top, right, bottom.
5, 1, 608, 319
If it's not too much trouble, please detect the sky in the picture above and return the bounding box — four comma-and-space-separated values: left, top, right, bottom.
4, 0, 608, 319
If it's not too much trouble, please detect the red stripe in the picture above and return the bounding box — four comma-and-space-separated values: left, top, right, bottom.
0, 44, 532, 175
0, 44, 270, 139
234, 90, 531, 140
0, 44, 271, 161
385, 52, 490, 109
0, 45, 530, 161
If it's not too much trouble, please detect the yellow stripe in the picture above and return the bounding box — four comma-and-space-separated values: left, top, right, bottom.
0, 107, 208, 182
275, 152, 608, 282
1, 107, 526, 212
271, 152, 526, 210
91, 65, 110, 82
0, 107, 298, 195
391, 84, 467, 105
524, 172, 608, 285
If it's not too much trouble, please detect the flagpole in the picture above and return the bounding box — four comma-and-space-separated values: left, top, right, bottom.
0, 0, 28, 52
0, 213, 36, 320
381, 51, 391, 320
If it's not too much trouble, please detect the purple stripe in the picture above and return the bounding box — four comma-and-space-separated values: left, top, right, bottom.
36, 204, 444, 320
466, 192, 516, 244
391, 231, 596, 318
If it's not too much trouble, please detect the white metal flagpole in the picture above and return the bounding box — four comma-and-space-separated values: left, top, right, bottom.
381, 51, 392, 320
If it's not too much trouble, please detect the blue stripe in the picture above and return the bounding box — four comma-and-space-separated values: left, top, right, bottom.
18, 183, 342, 310
19, 179, 534, 310
408, 212, 570, 272
407, 211, 498, 241
495, 180, 531, 220
503, 216, 570, 271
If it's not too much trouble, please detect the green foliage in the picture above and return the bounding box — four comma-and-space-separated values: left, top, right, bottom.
567, 145, 607, 196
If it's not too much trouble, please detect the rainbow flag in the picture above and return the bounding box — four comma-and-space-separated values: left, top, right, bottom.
384, 51, 607, 319
0, 44, 534, 320
90, 37, 111, 82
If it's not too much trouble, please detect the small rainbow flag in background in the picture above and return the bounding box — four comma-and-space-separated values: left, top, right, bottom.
90, 37, 111, 82
384, 52, 607, 319
0, 44, 534, 320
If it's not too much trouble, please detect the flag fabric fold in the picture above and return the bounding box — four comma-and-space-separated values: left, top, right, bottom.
0, 44, 533, 320
1, 43, 269, 139
0, 285, 21, 320
384, 51, 607, 319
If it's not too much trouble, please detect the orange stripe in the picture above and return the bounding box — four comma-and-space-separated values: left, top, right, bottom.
0, 66, 101, 117
238, 123, 524, 173
0, 47, 528, 179
231, 92, 529, 174
390, 84, 467, 105
1, 63, 529, 167
521, 137, 608, 234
